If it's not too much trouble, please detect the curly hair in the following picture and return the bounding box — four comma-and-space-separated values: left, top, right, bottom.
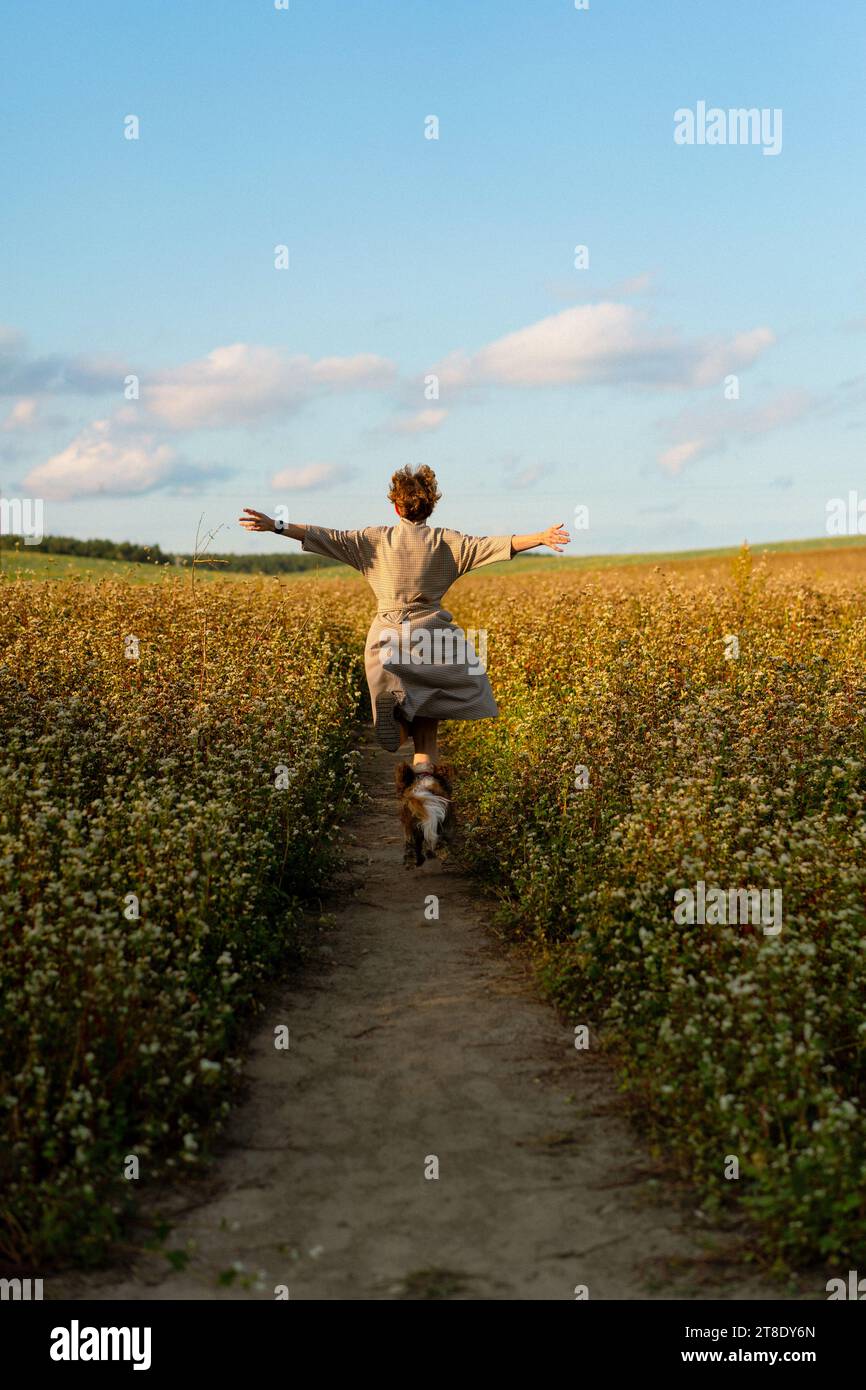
387, 464, 442, 522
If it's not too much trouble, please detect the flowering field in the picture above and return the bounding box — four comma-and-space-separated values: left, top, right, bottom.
0, 575, 369, 1265
450, 547, 866, 1269
3, 546, 865, 1274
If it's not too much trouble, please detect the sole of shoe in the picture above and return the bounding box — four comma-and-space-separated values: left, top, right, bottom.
374, 693, 401, 751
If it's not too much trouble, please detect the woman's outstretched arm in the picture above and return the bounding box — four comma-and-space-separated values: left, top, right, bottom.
511, 522, 570, 554
238, 507, 374, 572
238, 508, 305, 540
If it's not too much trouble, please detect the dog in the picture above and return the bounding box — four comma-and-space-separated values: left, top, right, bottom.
395, 761, 454, 867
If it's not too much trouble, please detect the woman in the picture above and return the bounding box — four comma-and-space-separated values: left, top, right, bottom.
239, 465, 569, 768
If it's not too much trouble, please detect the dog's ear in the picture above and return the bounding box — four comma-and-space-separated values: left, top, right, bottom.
395, 762, 415, 793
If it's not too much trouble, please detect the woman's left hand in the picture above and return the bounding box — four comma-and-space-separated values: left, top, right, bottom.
540, 523, 570, 552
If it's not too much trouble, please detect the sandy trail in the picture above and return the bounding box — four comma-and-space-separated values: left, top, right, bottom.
53, 732, 788, 1301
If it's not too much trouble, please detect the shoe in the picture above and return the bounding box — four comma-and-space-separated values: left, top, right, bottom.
374, 692, 401, 751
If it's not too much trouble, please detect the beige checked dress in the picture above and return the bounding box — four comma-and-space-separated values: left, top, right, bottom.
302, 516, 514, 724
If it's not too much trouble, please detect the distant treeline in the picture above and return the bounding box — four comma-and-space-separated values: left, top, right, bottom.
0, 533, 327, 572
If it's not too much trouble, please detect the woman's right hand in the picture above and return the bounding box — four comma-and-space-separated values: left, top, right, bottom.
238, 508, 275, 533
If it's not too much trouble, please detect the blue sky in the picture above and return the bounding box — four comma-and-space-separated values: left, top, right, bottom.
1, 0, 864, 555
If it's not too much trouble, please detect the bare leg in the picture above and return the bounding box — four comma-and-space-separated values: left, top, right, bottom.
412, 716, 439, 766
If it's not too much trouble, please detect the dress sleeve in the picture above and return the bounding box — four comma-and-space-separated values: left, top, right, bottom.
301, 525, 377, 573
453, 532, 514, 577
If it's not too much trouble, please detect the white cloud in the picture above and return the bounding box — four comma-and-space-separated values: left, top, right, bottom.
4, 334, 396, 500
145, 344, 395, 429
436, 303, 637, 388
388, 408, 447, 434
0, 325, 27, 354
0, 329, 396, 421
689, 328, 775, 388
2, 397, 38, 431
270, 462, 356, 491
658, 439, 707, 474
309, 355, 393, 386
433, 303, 774, 392
21, 419, 223, 500
656, 388, 817, 474
614, 272, 655, 297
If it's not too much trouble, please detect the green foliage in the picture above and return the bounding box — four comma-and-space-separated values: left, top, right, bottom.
0, 533, 326, 574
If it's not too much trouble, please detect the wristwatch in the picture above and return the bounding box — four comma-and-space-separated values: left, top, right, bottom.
274, 518, 286, 533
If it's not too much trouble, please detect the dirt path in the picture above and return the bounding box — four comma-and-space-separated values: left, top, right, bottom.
53, 732, 790, 1302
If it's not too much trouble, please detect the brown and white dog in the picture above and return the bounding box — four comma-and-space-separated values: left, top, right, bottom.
395, 762, 454, 867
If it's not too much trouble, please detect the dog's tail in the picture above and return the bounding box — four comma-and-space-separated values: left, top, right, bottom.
396, 763, 453, 858
409, 784, 450, 852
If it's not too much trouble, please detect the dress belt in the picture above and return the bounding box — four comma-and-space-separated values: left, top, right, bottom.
378, 604, 447, 623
